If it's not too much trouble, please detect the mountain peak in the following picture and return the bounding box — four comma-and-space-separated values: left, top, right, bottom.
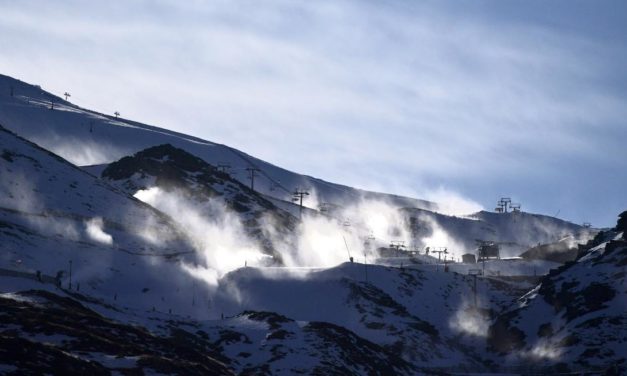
102, 143, 219, 182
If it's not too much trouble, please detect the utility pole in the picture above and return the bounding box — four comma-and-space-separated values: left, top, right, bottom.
68, 260, 73, 290
246, 167, 260, 191
363, 234, 375, 283
292, 189, 309, 218
192, 280, 196, 307
64, 92, 71, 101
468, 269, 482, 308
341, 219, 353, 263
431, 247, 448, 272
114, 111, 120, 118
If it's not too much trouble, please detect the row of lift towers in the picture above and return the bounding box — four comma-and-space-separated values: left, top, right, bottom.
226, 163, 503, 298
217, 164, 311, 218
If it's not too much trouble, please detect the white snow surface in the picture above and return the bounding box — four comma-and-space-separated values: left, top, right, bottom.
0, 73, 622, 374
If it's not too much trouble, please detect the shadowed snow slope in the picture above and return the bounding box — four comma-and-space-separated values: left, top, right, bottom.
0, 124, 216, 316
488, 212, 627, 371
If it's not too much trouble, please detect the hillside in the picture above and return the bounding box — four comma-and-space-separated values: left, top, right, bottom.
1, 72, 624, 375
0, 74, 434, 211
487, 212, 627, 372
95, 143, 298, 260
0, 74, 592, 260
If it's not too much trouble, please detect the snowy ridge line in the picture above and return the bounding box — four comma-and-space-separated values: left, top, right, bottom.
1, 74, 441, 212
226, 143, 365, 201
0, 74, 219, 148
0, 122, 90, 176
226, 147, 292, 195
227, 146, 366, 200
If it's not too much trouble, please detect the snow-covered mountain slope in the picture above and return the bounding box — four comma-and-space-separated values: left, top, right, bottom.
0, 74, 434, 211
487, 211, 627, 372
2, 71, 622, 375
0, 124, 219, 316
207, 262, 535, 371
0, 123, 515, 373
0, 271, 418, 375
202, 311, 417, 375
0, 74, 590, 260
0, 288, 233, 375
519, 236, 580, 263
93, 143, 298, 260
403, 208, 590, 257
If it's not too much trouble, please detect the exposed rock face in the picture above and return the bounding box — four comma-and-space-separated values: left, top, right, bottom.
487, 213, 627, 373
101, 144, 298, 260
0, 290, 233, 375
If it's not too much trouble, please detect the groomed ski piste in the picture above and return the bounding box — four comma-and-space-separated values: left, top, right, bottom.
1, 74, 625, 375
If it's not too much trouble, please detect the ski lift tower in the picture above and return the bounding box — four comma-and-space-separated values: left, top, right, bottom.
499, 197, 512, 213
476, 240, 500, 274
468, 269, 483, 307
430, 247, 448, 272
363, 233, 375, 256
362, 233, 375, 282
495, 202, 504, 213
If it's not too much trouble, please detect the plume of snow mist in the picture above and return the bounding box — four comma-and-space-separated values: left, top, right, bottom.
423, 187, 483, 216
345, 199, 412, 244
264, 193, 417, 268
0, 173, 80, 240
415, 213, 467, 260
85, 217, 113, 245
286, 213, 358, 267
134, 187, 269, 286
30, 133, 127, 167
449, 297, 489, 337
526, 338, 563, 361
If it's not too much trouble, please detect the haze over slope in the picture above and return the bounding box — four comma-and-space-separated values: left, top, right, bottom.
0, 73, 624, 374
0, 74, 435, 212
0, 74, 593, 262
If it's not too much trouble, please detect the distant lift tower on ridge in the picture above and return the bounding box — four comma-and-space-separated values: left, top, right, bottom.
495, 197, 511, 213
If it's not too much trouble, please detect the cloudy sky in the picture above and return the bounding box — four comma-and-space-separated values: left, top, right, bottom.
1, 0, 626, 226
